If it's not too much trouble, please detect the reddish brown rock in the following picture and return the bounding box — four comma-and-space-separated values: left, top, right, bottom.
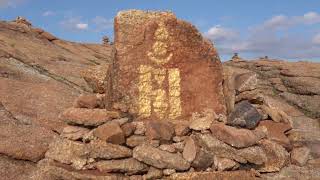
113, 10, 225, 121
173, 121, 190, 136
93, 122, 125, 144
145, 121, 175, 142
258, 139, 290, 172
61, 108, 120, 126
210, 123, 265, 148
169, 171, 257, 180
256, 120, 292, 149
213, 156, 239, 171
40, 31, 58, 41
183, 136, 214, 170
94, 158, 148, 175
126, 135, 147, 148
291, 146, 310, 166
121, 122, 136, 137
238, 146, 267, 165
133, 144, 190, 171
74, 93, 105, 109
81, 64, 111, 95
61, 125, 90, 141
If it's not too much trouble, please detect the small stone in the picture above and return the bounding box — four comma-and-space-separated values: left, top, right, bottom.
159, 144, 176, 153
74, 93, 105, 109
189, 110, 216, 131
61, 108, 120, 126
133, 121, 146, 135
227, 101, 262, 129
256, 120, 292, 150
122, 122, 136, 137
93, 122, 125, 144
143, 167, 163, 180
82, 130, 97, 142
133, 144, 190, 171
95, 158, 148, 175
235, 72, 258, 93
126, 135, 147, 148
210, 123, 265, 148
291, 146, 310, 166
61, 125, 90, 141
214, 156, 239, 171
163, 169, 176, 176
145, 121, 175, 142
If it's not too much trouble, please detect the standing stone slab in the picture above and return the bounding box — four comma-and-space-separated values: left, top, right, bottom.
113, 10, 225, 121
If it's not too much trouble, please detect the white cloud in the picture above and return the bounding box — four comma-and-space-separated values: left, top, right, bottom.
42, 10, 55, 17
204, 25, 238, 43
76, 23, 88, 30
91, 16, 113, 32
312, 33, 320, 45
60, 16, 89, 31
205, 12, 320, 60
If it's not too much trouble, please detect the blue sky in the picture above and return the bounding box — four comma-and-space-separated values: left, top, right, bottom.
1, 0, 320, 61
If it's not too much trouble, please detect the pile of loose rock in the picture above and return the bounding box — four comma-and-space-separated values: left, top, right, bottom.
32, 66, 313, 180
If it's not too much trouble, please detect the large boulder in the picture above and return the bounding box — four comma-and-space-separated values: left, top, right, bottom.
113, 10, 225, 121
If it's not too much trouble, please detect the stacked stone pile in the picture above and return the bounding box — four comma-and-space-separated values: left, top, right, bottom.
34, 67, 314, 179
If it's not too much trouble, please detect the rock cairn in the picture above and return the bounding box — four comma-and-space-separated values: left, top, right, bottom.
34, 10, 315, 179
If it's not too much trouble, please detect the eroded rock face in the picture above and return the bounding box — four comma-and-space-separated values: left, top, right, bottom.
94, 158, 148, 175
113, 10, 225, 121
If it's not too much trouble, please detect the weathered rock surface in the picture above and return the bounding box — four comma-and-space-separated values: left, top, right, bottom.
227, 100, 262, 129
195, 133, 247, 163
238, 146, 267, 165
61, 108, 120, 126
31, 159, 126, 180
145, 120, 175, 142
74, 93, 105, 109
291, 146, 310, 166
143, 167, 163, 179
133, 144, 190, 171
214, 156, 239, 171
256, 120, 291, 149
235, 72, 258, 93
61, 125, 90, 141
258, 139, 289, 172
183, 136, 213, 169
189, 110, 215, 131
0, 20, 113, 133
45, 139, 132, 169
0, 155, 36, 180
126, 135, 148, 148
169, 171, 257, 180
113, 10, 225, 121
210, 123, 265, 148
94, 158, 148, 175
0, 102, 56, 162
